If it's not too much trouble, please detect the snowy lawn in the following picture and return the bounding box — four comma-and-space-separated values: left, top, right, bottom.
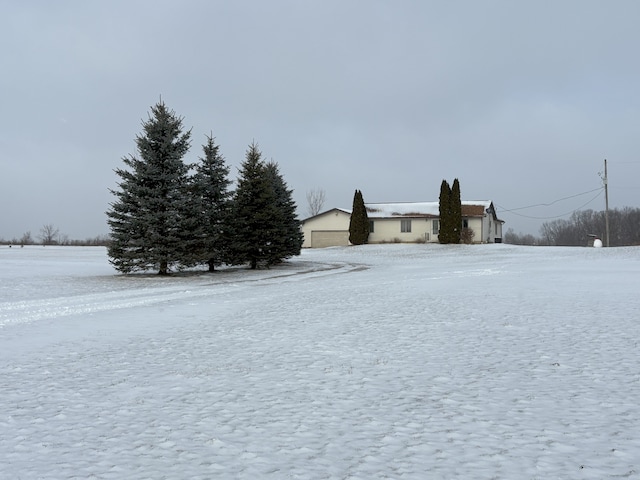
1, 244, 639, 479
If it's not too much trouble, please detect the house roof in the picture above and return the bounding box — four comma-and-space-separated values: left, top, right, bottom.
365, 201, 498, 219
301, 201, 502, 222
300, 207, 350, 224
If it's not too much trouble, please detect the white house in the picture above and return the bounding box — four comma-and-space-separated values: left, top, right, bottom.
301, 201, 503, 248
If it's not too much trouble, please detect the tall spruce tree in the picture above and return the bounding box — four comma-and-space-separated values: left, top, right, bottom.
451, 178, 462, 244
264, 161, 304, 265
227, 142, 280, 269
438, 180, 452, 244
190, 134, 232, 271
107, 101, 192, 274
349, 189, 369, 245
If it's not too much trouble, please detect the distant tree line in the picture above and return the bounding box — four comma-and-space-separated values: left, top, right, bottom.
0, 226, 111, 247
504, 207, 640, 246
106, 101, 303, 274
502, 229, 539, 246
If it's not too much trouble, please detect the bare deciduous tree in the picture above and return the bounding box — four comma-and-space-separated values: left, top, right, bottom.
19, 231, 33, 245
306, 188, 326, 217
536, 207, 640, 246
39, 224, 60, 245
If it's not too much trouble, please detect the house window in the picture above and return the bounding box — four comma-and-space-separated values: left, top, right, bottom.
369, 220, 374, 233
463, 219, 469, 228
432, 220, 439, 234
401, 219, 412, 233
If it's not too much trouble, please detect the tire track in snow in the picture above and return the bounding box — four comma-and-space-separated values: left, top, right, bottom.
0, 261, 365, 327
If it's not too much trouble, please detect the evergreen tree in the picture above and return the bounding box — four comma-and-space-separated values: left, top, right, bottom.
107, 101, 192, 274
190, 134, 232, 271
438, 179, 452, 244
349, 189, 369, 245
451, 178, 462, 244
227, 142, 280, 269
264, 161, 304, 265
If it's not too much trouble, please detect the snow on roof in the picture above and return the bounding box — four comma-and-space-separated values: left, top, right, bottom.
366, 202, 438, 218
302, 201, 498, 221
365, 201, 494, 218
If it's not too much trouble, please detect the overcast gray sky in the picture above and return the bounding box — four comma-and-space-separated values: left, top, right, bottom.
2, 0, 639, 240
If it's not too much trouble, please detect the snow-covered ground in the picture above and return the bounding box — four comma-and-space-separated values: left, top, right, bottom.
1, 244, 639, 479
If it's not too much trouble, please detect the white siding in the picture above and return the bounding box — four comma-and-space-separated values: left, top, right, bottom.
301, 210, 351, 248
467, 218, 484, 244
467, 216, 503, 243
368, 218, 434, 244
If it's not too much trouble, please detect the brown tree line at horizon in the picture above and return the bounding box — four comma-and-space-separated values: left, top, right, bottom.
505, 207, 640, 246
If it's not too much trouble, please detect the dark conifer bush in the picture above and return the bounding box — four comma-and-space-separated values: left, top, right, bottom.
451, 178, 462, 244
439, 179, 463, 244
349, 189, 369, 245
438, 180, 452, 244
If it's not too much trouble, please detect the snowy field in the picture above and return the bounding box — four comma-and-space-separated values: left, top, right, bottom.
1, 244, 639, 479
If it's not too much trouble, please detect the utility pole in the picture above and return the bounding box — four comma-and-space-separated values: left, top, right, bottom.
604, 159, 610, 247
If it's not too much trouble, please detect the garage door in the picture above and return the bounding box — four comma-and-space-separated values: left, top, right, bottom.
311, 230, 349, 248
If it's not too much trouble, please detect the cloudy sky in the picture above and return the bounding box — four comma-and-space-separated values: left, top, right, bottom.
2, 1, 639, 240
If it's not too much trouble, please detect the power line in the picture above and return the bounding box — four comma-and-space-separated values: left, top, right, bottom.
497, 190, 604, 220
496, 189, 604, 220
495, 161, 634, 227
496, 187, 604, 213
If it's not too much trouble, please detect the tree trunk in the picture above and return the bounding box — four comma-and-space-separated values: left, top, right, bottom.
159, 259, 169, 275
